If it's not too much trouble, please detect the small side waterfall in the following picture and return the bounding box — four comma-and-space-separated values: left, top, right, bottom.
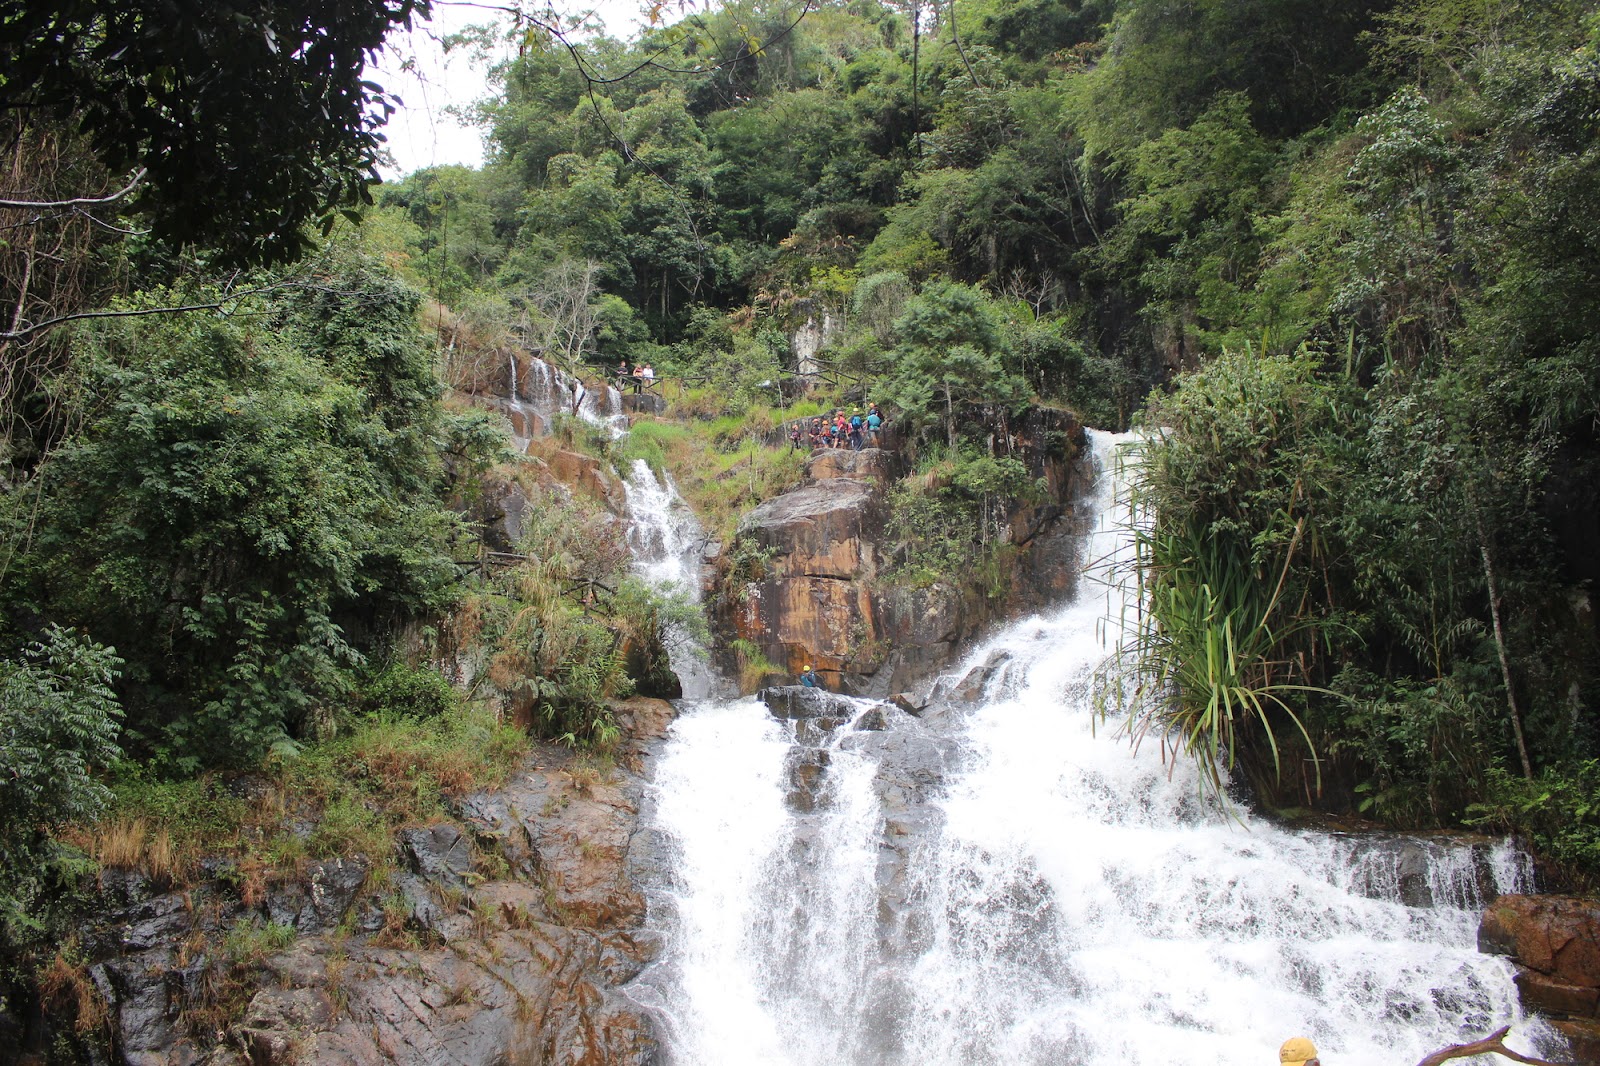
499, 351, 626, 445
626, 430, 1554, 1066
578, 381, 629, 437
621, 458, 719, 699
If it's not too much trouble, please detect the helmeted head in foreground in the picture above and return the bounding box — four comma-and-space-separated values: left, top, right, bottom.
1280, 1037, 1319, 1066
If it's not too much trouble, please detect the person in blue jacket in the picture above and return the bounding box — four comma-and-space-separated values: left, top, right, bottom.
800, 664, 823, 689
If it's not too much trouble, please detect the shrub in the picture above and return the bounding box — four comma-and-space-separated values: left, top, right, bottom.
356, 661, 460, 719
0, 626, 124, 938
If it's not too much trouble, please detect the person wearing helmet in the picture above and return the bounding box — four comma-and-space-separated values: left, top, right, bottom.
799, 664, 822, 689
1280, 1037, 1319, 1066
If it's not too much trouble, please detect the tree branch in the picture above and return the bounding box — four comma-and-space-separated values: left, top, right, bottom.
0, 281, 289, 343
1415, 1026, 1565, 1066
0, 169, 146, 210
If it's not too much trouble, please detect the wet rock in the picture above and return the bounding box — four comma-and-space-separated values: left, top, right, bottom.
265, 857, 369, 933
623, 391, 665, 415
1551, 1018, 1600, 1063
544, 449, 624, 512
854, 707, 890, 731
1481, 895, 1600, 987
759, 685, 861, 720
1481, 893, 1600, 1034
1336, 835, 1503, 909
738, 478, 881, 578
888, 692, 925, 716
61, 638, 676, 1066
717, 406, 1089, 695
804, 448, 903, 484
1515, 970, 1600, 1016
397, 824, 475, 890
786, 749, 832, 812
102, 893, 192, 956
466, 469, 534, 553
237, 984, 334, 1064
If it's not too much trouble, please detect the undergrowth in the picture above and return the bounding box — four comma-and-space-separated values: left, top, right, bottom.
79, 702, 529, 893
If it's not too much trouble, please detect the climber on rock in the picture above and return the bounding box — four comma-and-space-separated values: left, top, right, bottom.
800, 664, 823, 689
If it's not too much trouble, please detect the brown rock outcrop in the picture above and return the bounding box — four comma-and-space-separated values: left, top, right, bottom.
727, 459, 892, 688
539, 448, 625, 513
71, 698, 677, 1066
1480, 894, 1600, 1060
719, 408, 1087, 695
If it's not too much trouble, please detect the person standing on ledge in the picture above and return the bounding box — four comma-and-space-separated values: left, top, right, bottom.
1280, 1037, 1319, 1066
800, 664, 823, 689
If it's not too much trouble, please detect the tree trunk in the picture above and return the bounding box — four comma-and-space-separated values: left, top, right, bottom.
1474, 504, 1534, 780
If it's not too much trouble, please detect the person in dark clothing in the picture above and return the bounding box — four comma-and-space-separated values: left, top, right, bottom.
789, 423, 804, 452
800, 664, 823, 689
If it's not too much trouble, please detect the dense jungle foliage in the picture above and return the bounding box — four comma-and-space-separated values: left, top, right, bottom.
4, 0, 1600, 1004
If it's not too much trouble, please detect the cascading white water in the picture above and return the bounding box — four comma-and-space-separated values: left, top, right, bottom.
500, 350, 628, 446
621, 458, 720, 699
578, 381, 629, 437
629, 430, 1558, 1066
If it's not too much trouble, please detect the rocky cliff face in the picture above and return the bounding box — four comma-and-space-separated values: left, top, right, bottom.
55, 700, 675, 1066
717, 409, 1087, 695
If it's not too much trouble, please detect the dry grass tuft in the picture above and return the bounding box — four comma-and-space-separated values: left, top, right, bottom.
89, 816, 186, 886
38, 952, 107, 1034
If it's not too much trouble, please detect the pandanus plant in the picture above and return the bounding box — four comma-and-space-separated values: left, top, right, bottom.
1106, 514, 1337, 798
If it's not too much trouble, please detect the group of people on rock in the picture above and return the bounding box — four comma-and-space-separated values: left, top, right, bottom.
789, 403, 884, 453
615, 361, 655, 394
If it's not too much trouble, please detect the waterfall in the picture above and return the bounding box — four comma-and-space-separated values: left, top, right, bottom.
500, 351, 627, 443
621, 458, 719, 699
579, 380, 629, 438
626, 430, 1556, 1066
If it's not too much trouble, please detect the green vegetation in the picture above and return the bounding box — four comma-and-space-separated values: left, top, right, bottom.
0, 629, 123, 944
885, 450, 1038, 591
618, 411, 808, 543
448, 480, 639, 746
94, 700, 528, 887
7, 256, 475, 773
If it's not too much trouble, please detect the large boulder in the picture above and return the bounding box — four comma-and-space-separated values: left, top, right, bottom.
1481, 894, 1600, 1058
738, 477, 883, 578
803, 448, 903, 485
1481, 895, 1600, 989
539, 448, 625, 513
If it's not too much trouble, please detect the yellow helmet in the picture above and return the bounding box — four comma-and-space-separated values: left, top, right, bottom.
1280, 1038, 1318, 1066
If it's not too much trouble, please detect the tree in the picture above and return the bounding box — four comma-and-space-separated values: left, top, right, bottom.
885, 280, 1027, 447
17, 257, 469, 769
521, 257, 606, 372
0, 0, 431, 266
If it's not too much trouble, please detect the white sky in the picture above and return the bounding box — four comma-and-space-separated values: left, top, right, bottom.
375, 0, 650, 178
